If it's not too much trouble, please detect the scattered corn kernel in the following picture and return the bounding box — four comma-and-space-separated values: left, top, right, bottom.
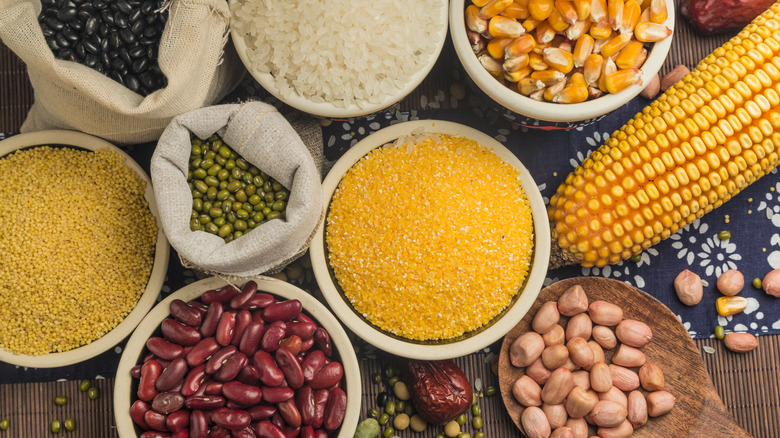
326, 134, 534, 341
716, 296, 748, 317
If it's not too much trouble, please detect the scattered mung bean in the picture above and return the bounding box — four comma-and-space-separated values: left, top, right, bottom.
0, 419, 8, 431
64, 419, 75, 432
54, 396, 67, 406
79, 380, 91, 392
88, 386, 100, 400
51, 420, 61, 434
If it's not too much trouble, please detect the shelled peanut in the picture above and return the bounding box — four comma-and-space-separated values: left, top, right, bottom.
509, 284, 674, 437
465, 0, 671, 103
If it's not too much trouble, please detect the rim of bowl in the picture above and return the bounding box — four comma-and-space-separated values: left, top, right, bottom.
227, 0, 450, 119
448, 0, 675, 123
0, 130, 169, 368
310, 120, 551, 360
114, 276, 361, 438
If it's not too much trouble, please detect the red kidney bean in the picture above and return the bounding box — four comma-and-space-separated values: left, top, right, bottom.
263, 300, 302, 322
271, 413, 285, 430
278, 399, 302, 428
296, 385, 315, 426
261, 386, 294, 403
279, 335, 302, 355
310, 362, 343, 390
275, 347, 304, 389
282, 425, 301, 438
232, 426, 256, 438
162, 318, 202, 346
299, 336, 314, 353
147, 337, 186, 361
313, 429, 328, 438
230, 280, 258, 309
139, 360, 163, 402
300, 425, 314, 438
212, 407, 251, 431
239, 320, 265, 357
209, 427, 231, 438
246, 292, 275, 309
204, 381, 224, 396
140, 432, 172, 438
165, 409, 190, 433
222, 381, 263, 405
323, 388, 347, 431
255, 421, 286, 438
131, 365, 143, 379
237, 365, 261, 386
185, 395, 226, 410
260, 324, 287, 352
247, 404, 277, 421
230, 310, 253, 347
170, 299, 202, 327
311, 389, 329, 429
188, 299, 209, 315
214, 352, 248, 382
185, 337, 220, 367
156, 358, 188, 392
144, 409, 169, 432
200, 302, 224, 338
202, 284, 240, 304
171, 431, 188, 438
253, 350, 285, 387
131, 400, 152, 430
301, 350, 326, 382
152, 391, 185, 415
181, 364, 207, 397
313, 328, 332, 357
216, 312, 237, 346
190, 410, 208, 438
205, 345, 238, 375
287, 321, 317, 340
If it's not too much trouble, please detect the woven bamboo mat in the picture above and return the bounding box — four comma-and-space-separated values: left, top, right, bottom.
2, 10, 780, 438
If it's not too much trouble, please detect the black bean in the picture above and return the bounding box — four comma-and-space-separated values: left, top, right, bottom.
65, 0, 77, 9
42, 0, 57, 6
45, 17, 65, 31
130, 19, 145, 34
82, 38, 100, 54
46, 37, 60, 51
139, 36, 156, 46
100, 51, 111, 67
131, 57, 147, 73
129, 9, 142, 23
99, 37, 109, 53
146, 45, 157, 61
62, 27, 79, 42
68, 19, 83, 31
40, 23, 56, 37
84, 16, 98, 35
57, 48, 77, 62
98, 22, 108, 37
142, 25, 157, 38
117, 0, 133, 14
119, 65, 129, 76
128, 45, 145, 58
125, 74, 140, 92
139, 71, 156, 89
56, 7, 77, 22
75, 43, 86, 59
101, 10, 114, 25
144, 13, 156, 25
94, 63, 104, 74
109, 70, 124, 85
115, 12, 128, 28
55, 33, 71, 48
119, 47, 132, 64
140, 0, 154, 14
92, 0, 106, 9
77, 9, 92, 21
119, 28, 136, 45
110, 57, 126, 71
84, 54, 98, 68
108, 31, 121, 50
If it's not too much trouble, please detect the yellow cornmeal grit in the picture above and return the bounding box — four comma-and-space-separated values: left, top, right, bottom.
326, 134, 534, 341
0, 147, 157, 355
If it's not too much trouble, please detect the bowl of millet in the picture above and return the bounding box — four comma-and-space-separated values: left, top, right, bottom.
310, 120, 550, 360
0, 130, 169, 368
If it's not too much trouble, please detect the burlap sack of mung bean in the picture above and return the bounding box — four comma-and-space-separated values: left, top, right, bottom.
0, 0, 243, 144
151, 102, 323, 277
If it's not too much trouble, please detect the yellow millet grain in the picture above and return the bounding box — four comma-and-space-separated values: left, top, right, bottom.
326, 134, 534, 341
0, 147, 157, 355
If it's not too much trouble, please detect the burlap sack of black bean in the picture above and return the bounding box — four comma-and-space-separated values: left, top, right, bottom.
151, 102, 323, 278
0, 0, 243, 144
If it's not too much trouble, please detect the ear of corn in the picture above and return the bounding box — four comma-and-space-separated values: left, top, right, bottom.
548, 2, 780, 268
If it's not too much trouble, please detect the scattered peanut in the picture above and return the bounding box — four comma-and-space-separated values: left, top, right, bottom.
589, 362, 613, 393
528, 358, 553, 385
565, 386, 599, 418
717, 269, 744, 296
762, 269, 780, 297
543, 344, 571, 370
599, 386, 628, 409
674, 269, 703, 306
660, 64, 690, 90
567, 337, 594, 369
551, 426, 575, 438
542, 367, 575, 404
640, 73, 660, 99
723, 332, 759, 353
596, 419, 634, 438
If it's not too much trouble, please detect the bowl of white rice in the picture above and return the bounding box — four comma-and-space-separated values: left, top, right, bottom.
228, 0, 449, 119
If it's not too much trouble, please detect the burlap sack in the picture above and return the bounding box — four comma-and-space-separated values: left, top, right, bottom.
151, 102, 323, 277
0, 0, 243, 144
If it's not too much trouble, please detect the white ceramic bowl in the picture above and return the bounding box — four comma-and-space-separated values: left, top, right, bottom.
449, 0, 675, 128
0, 130, 169, 368
114, 276, 361, 438
228, 0, 449, 119
310, 120, 550, 360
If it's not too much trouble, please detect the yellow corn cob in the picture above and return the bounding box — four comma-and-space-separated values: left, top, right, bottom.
544, 47, 575, 73
634, 21, 672, 42
620, 0, 641, 34
488, 37, 515, 59
574, 0, 591, 20
479, 0, 514, 19
506, 34, 537, 57
615, 39, 644, 69
574, 34, 595, 67
555, 0, 580, 24
548, 2, 780, 267
649, 0, 668, 23
466, 5, 489, 33
601, 32, 632, 58
502, 1, 531, 19
548, 8, 572, 31
529, 0, 555, 20
489, 15, 526, 38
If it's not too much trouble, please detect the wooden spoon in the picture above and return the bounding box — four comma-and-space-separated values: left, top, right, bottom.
498, 276, 751, 437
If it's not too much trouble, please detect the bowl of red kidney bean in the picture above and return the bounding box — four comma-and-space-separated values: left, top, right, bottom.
114, 276, 360, 438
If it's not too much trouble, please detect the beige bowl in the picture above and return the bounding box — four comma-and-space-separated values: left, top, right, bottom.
310, 120, 550, 360
114, 276, 361, 437
0, 130, 169, 368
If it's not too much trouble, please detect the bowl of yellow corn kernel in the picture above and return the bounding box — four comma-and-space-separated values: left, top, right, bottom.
450, 0, 675, 128
0, 130, 169, 368
310, 120, 550, 360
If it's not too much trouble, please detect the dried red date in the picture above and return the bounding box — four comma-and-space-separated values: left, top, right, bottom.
681, 0, 776, 34
404, 359, 473, 425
